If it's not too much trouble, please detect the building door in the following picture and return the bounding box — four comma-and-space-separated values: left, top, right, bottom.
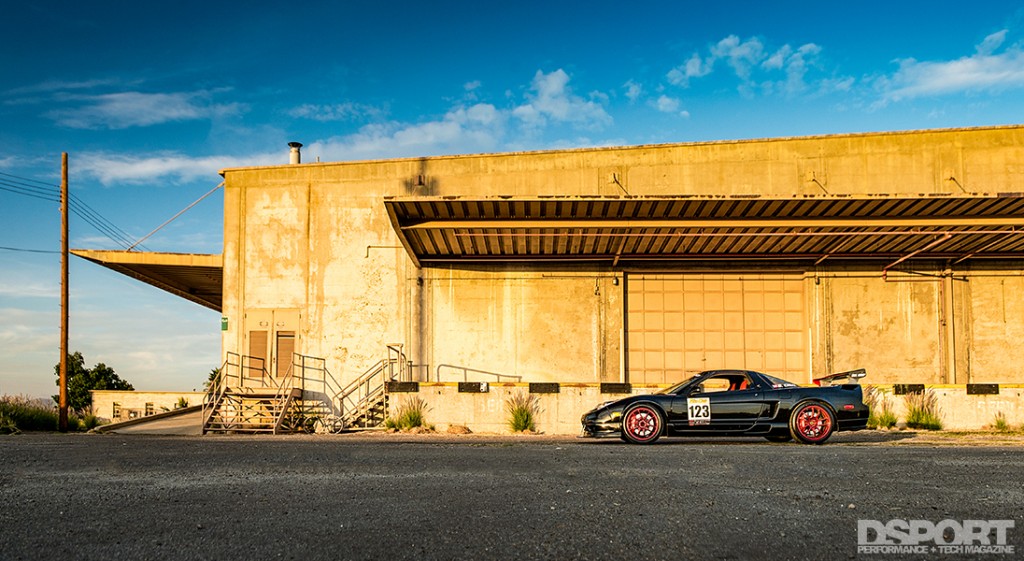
242, 309, 301, 379
626, 274, 806, 384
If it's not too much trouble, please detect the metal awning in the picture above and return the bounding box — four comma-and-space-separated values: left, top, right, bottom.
384, 193, 1024, 267
71, 250, 223, 311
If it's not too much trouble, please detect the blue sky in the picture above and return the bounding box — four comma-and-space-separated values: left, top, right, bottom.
2, 1, 1024, 398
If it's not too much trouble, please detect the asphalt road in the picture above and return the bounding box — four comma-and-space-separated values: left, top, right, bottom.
1, 433, 1022, 561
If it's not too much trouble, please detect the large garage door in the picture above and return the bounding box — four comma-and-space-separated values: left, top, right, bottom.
626, 274, 807, 384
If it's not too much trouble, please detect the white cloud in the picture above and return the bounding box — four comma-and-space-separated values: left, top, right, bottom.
623, 79, 643, 102
0, 282, 58, 299
47, 90, 244, 129
288, 102, 386, 122
309, 102, 507, 161
5, 78, 127, 96
667, 53, 714, 86
75, 68, 611, 185
666, 34, 841, 97
976, 30, 1007, 56
512, 69, 612, 130
875, 30, 1024, 105
649, 95, 688, 117
77, 151, 274, 185
712, 35, 765, 80
464, 80, 482, 91
766, 43, 823, 96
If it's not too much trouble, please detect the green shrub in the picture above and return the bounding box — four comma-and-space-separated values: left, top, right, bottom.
79, 414, 105, 431
904, 389, 942, 430
0, 395, 95, 432
385, 397, 429, 431
864, 386, 898, 429
506, 391, 540, 433
0, 411, 20, 434
0, 395, 60, 431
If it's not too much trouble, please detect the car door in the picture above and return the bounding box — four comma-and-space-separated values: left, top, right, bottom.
670, 372, 764, 433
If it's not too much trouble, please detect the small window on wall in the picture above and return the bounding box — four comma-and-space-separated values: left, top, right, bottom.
112, 402, 121, 418
145, 402, 154, 416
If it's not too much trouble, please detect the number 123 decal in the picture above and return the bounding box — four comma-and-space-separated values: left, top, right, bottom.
687, 397, 711, 425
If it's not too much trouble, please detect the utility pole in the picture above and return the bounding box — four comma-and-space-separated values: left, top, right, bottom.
59, 152, 69, 432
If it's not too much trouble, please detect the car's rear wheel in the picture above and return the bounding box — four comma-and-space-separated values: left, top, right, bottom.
621, 404, 663, 444
765, 435, 792, 443
789, 401, 835, 444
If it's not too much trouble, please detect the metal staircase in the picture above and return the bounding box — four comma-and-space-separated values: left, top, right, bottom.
202, 346, 410, 435
202, 353, 302, 434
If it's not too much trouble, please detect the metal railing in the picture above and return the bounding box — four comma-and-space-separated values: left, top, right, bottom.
203, 352, 301, 434
201, 354, 234, 433
434, 364, 523, 383
205, 346, 417, 433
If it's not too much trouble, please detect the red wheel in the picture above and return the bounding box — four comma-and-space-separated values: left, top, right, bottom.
621, 405, 662, 444
789, 401, 835, 444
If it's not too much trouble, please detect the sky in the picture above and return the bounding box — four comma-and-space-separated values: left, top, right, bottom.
2, 1, 1024, 398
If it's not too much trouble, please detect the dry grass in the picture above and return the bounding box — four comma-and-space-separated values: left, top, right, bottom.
385, 396, 432, 431
506, 391, 540, 433
903, 389, 942, 430
864, 386, 898, 429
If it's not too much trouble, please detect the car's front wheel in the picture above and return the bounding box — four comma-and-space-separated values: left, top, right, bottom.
621, 404, 663, 444
789, 401, 835, 444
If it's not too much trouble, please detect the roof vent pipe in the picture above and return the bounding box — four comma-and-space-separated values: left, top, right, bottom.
288, 142, 303, 164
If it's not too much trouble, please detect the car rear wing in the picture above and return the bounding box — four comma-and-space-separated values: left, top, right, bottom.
813, 368, 866, 386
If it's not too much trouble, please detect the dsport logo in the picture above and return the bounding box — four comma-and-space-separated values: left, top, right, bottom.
857, 519, 1015, 555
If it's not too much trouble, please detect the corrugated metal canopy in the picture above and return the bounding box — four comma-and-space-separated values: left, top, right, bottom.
71, 250, 222, 311
384, 193, 1024, 267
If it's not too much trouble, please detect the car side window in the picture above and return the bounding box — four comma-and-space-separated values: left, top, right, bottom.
698, 377, 731, 393
729, 375, 754, 391
693, 374, 756, 394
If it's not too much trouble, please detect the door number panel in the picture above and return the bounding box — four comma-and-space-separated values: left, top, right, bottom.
687, 397, 711, 425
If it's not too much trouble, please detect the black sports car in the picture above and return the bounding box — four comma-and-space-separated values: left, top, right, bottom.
580, 369, 868, 444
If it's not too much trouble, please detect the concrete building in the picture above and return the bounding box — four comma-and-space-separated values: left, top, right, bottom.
75, 125, 1024, 432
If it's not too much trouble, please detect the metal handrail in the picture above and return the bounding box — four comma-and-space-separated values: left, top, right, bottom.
435, 364, 523, 383
203, 352, 296, 433
209, 348, 410, 432
201, 353, 235, 433
289, 353, 345, 414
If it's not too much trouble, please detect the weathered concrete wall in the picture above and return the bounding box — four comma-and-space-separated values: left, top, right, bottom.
403, 383, 662, 435
810, 273, 943, 384
965, 274, 1024, 383
221, 126, 1024, 387
809, 268, 1024, 385
423, 268, 622, 383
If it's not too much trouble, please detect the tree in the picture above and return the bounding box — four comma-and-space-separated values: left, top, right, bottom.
204, 367, 221, 390
53, 352, 134, 412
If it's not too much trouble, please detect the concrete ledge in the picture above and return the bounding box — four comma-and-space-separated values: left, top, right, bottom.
400, 383, 1024, 434
866, 385, 1024, 430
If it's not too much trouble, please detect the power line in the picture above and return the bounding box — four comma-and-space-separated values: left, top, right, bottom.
0, 171, 57, 187
0, 245, 59, 254
0, 181, 60, 202
69, 193, 144, 249
0, 170, 149, 251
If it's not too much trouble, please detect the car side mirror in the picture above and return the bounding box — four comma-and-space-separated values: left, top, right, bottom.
690, 386, 702, 395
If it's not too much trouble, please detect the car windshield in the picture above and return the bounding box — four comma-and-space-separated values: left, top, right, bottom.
657, 375, 699, 395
